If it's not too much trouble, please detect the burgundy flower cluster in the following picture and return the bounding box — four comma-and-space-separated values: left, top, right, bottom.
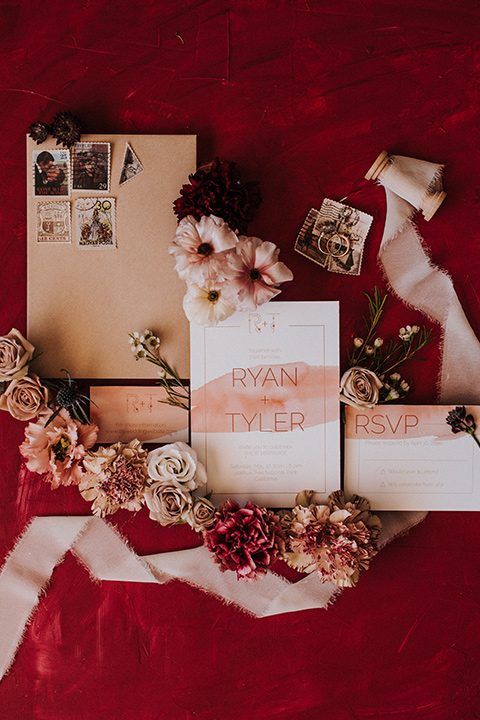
173, 158, 261, 235
28, 111, 81, 149
204, 499, 286, 582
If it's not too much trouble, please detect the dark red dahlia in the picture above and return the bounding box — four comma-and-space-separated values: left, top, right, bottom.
204, 498, 285, 581
173, 158, 262, 234
28, 121, 50, 144
51, 111, 81, 148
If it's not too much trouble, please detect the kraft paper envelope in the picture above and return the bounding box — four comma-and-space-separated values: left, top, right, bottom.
27, 134, 196, 379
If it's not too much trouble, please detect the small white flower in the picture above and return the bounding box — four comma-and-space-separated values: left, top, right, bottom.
390, 372, 401, 381
143, 329, 152, 337
135, 349, 146, 360
146, 336, 160, 350
353, 337, 363, 348
157, 369, 166, 378
400, 380, 410, 391
387, 389, 400, 400
411, 325, 420, 334
365, 345, 374, 355
374, 337, 383, 347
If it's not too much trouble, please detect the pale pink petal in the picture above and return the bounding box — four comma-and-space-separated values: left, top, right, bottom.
261, 260, 294, 285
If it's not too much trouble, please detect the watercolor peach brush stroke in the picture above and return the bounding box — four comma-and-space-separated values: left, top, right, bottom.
191, 363, 339, 432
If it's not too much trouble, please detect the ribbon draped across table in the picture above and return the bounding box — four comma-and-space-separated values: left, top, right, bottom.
1, 152, 479, 681
0, 510, 425, 680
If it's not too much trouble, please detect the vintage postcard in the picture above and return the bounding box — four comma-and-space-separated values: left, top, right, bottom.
74, 197, 116, 247
190, 301, 340, 507
72, 142, 110, 191
33, 148, 69, 197
90, 385, 189, 444
36, 202, 71, 243
344, 405, 480, 510
118, 142, 144, 186
295, 200, 373, 276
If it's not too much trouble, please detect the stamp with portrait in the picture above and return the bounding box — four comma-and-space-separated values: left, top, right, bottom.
72, 142, 110, 192
294, 200, 373, 276
33, 149, 70, 197
36, 202, 71, 243
74, 198, 116, 247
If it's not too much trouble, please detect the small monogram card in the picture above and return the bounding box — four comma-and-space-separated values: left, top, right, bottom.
190, 302, 340, 507
90, 385, 188, 444
344, 405, 480, 510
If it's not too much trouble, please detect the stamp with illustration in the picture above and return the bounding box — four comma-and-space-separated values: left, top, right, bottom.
72, 142, 110, 191
295, 200, 373, 276
74, 198, 116, 247
33, 149, 70, 197
118, 142, 144, 186
36, 202, 71, 243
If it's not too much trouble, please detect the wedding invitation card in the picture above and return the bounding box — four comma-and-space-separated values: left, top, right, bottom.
190, 301, 340, 506
344, 405, 480, 510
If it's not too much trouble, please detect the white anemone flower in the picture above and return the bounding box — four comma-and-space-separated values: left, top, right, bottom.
183, 281, 235, 327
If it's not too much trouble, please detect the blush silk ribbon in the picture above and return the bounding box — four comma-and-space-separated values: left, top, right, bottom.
1, 151, 477, 680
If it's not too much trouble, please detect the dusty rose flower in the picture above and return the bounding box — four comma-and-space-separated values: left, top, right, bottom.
79, 439, 148, 516
170, 214, 238, 284
183, 280, 236, 326
224, 237, 293, 311
19, 408, 98, 488
0, 374, 49, 421
147, 442, 207, 491
144, 482, 193, 526
173, 157, 262, 234
204, 499, 286, 582
0, 328, 35, 382
187, 497, 216, 532
340, 366, 383, 409
283, 491, 382, 587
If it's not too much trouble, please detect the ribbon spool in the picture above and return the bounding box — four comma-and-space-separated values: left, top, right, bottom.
365, 150, 446, 221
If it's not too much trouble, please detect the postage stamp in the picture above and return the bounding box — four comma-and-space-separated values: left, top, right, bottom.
33, 149, 70, 197
36, 201, 71, 243
118, 142, 144, 186
295, 199, 373, 276
72, 142, 110, 191
74, 198, 116, 247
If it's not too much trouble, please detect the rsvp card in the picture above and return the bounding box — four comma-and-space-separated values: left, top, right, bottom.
344, 405, 480, 511
190, 301, 340, 507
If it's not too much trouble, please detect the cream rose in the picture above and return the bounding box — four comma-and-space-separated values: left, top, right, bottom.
0, 329, 35, 382
0, 374, 49, 421
147, 442, 207, 491
340, 367, 383, 409
186, 497, 216, 532
144, 482, 193, 526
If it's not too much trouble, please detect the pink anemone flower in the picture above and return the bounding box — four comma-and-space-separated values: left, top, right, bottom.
225, 236, 293, 311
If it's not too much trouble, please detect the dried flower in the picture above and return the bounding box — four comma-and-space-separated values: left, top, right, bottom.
170, 214, 238, 284
28, 121, 50, 144
0, 374, 49, 421
446, 406, 480, 449
340, 367, 383, 409
50, 111, 81, 148
224, 236, 293, 312
173, 157, 261, 234
205, 499, 286, 582
0, 328, 35, 382
147, 442, 207, 492
79, 439, 149, 516
144, 481, 193, 526
283, 491, 382, 587
186, 496, 217, 532
183, 280, 236, 327
20, 409, 98, 488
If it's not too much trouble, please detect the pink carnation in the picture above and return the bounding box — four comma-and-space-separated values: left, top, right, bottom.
19, 409, 98, 489
204, 499, 285, 582
224, 236, 293, 311
283, 491, 382, 587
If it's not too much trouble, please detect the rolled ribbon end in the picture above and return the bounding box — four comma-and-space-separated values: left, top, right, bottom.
422, 189, 446, 222
364, 150, 390, 181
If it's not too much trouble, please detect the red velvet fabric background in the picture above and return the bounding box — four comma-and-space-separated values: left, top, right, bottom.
1, 1, 480, 718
